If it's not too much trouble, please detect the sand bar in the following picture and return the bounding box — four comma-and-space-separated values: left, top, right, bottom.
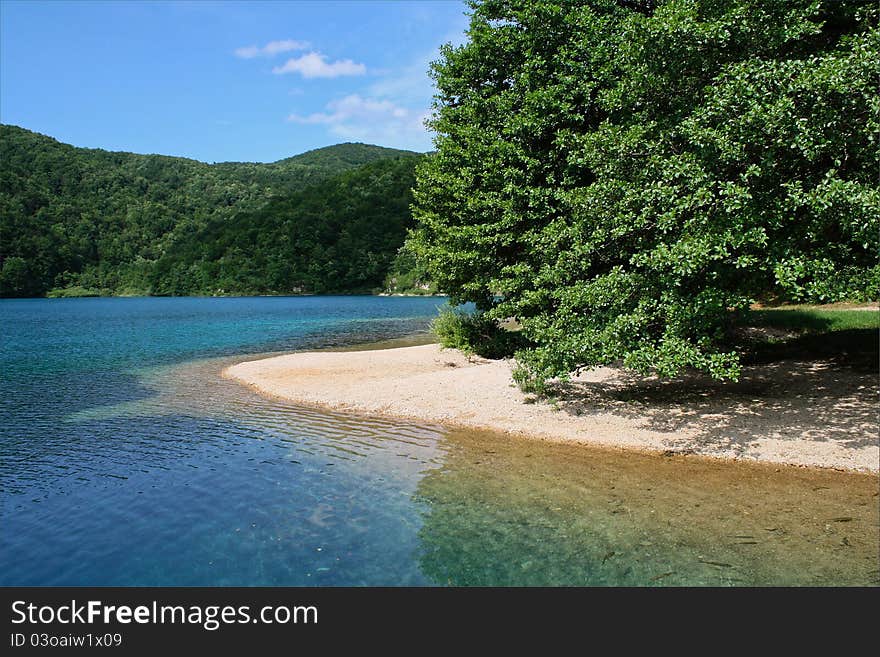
224, 344, 879, 473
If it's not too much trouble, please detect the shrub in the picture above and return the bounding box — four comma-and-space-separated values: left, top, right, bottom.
432, 307, 528, 359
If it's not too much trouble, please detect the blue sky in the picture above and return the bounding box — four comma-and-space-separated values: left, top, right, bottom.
0, 0, 469, 162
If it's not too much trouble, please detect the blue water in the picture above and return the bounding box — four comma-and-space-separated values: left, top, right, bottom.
1, 296, 449, 585
2, 297, 877, 586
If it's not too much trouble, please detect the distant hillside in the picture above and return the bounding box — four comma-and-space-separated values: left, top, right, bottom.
210, 142, 418, 190
152, 157, 420, 296
0, 124, 420, 296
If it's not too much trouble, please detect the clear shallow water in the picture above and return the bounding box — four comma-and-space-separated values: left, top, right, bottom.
1, 297, 877, 586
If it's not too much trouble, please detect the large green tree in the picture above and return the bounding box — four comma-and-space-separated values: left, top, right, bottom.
410, 0, 879, 387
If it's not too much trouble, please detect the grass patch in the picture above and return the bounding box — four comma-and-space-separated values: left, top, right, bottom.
745, 308, 878, 332
740, 306, 878, 371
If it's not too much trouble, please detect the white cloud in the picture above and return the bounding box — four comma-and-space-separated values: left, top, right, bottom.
368, 55, 434, 106
272, 52, 366, 79
234, 39, 308, 59
368, 24, 467, 104
234, 45, 261, 59
270, 19, 465, 151
263, 39, 308, 56
287, 94, 431, 150
289, 95, 406, 124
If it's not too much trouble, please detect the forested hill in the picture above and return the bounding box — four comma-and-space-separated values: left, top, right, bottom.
0, 124, 421, 297
150, 157, 420, 296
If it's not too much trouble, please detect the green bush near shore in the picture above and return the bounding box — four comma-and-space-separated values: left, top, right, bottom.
432, 307, 529, 359
45, 286, 108, 298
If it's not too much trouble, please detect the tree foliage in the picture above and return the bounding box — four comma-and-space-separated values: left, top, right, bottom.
383, 244, 439, 295
0, 124, 418, 296
410, 0, 879, 387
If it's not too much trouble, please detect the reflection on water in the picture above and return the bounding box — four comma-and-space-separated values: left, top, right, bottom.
416, 431, 879, 586
1, 297, 877, 586
1, 297, 450, 585
2, 355, 446, 586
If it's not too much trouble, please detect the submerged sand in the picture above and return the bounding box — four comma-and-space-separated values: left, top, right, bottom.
224, 344, 879, 473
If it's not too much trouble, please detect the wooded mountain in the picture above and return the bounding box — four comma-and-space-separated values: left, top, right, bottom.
0, 124, 421, 297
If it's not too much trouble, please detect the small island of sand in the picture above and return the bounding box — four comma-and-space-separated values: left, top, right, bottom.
224, 343, 878, 473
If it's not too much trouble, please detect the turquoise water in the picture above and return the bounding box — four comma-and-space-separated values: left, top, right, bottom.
1, 296, 447, 585
1, 297, 877, 586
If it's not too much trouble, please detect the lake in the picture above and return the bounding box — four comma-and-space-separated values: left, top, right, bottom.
1, 296, 877, 586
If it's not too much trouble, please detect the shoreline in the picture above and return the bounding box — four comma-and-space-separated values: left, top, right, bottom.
224, 343, 879, 474
36, 290, 450, 300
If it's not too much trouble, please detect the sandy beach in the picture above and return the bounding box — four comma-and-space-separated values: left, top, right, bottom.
224, 343, 879, 473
